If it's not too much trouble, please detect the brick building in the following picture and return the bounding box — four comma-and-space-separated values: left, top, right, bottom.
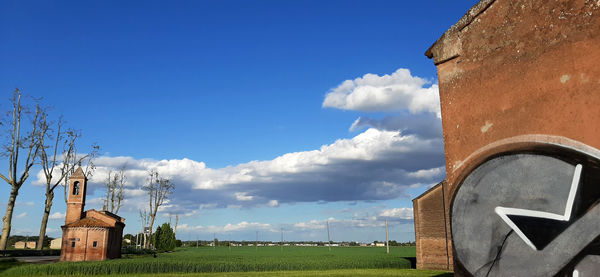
60, 167, 125, 261
413, 0, 600, 275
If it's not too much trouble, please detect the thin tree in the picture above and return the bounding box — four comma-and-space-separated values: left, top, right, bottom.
143, 170, 174, 248
139, 209, 151, 249
174, 214, 179, 237
0, 89, 43, 250
104, 165, 126, 214
36, 113, 97, 250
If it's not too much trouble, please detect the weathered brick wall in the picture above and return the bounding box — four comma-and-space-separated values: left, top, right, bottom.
431, 0, 600, 194
60, 228, 109, 261
413, 182, 450, 270
419, 0, 600, 271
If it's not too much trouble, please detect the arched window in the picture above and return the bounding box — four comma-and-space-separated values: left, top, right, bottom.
72, 181, 80, 195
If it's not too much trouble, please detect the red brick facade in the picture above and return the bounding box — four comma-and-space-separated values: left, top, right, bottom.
413, 182, 451, 270
414, 0, 600, 271
60, 167, 125, 261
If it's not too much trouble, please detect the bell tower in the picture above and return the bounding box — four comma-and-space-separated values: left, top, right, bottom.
65, 167, 87, 225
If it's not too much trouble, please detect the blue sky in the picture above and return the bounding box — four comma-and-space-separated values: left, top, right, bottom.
0, 0, 477, 243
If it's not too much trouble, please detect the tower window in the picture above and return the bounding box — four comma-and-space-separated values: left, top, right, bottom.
71, 242, 75, 248
92, 241, 97, 247
72, 181, 80, 195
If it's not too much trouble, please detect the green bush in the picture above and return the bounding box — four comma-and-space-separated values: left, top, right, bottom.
152, 223, 176, 252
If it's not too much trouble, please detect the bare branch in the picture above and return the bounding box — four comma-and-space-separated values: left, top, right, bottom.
142, 169, 174, 248
0, 89, 44, 250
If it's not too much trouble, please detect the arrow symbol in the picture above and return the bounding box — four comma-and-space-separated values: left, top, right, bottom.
495, 164, 582, 250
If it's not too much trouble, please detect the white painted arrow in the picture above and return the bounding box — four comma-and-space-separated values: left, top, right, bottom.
495, 164, 582, 251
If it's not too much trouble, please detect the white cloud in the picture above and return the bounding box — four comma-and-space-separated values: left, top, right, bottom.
322, 68, 440, 116
222, 221, 272, 232
177, 221, 274, 234
379, 208, 413, 220
294, 220, 327, 231
16, 212, 27, 219
407, 167, 444, 179
292, 209, 414, 231
235, 192, 254, 201
349, 113, 442, 140
49, 212, 65, 220
34, 127, 444, 216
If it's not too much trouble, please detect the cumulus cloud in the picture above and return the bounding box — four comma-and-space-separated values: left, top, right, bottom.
35, 69, 447, 215
350, 113, 442, 139
322, 68, 440, 115
178, 221, 274, 234
292, 209, 413, 231
379, 208, 413, 220
294, 219, 330, 231
175, 209, 413, 238
34, 127, 444, 216
235, 192, 254, 201
49, 212, 65, 220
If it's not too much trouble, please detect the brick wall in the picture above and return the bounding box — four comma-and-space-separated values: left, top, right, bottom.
417, 0, 600, 271
413, 182, 451, 270
60, 227, 109, 261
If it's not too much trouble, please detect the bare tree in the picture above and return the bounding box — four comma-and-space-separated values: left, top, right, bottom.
0, 89, 43, 250
139, 209, 151, 249
143, 169, 174, 248
35, 113, 98, 250
104, 166, 126, 214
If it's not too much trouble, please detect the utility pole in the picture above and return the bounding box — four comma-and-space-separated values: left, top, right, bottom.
196, 236, 199, 248
213, 233, 216, 250
386, 219, 390, 254
327, 221, 331, 252
255, 231, 258, 252
280, 228, 283, 252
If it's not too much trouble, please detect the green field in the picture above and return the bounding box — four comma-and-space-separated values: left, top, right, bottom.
1, 246, 450, 276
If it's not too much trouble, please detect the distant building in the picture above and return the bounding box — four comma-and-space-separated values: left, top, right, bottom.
50, 238, 62, 249
14, 241, 37, 249
14, 241, 25, 249
60, 167, 125, 261
26, 241, 36, 249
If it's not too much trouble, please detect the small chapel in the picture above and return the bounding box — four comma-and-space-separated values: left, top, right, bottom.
60, 167, 125, 261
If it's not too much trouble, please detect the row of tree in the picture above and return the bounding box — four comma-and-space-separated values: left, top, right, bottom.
0, 89, 177, 251
0, 89, 99, 250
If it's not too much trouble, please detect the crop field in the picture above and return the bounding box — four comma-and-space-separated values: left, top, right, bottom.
0, 246, 441, 276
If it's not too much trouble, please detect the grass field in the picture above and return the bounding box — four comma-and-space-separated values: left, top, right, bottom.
1, 269, 452, 277
1, 246, 451, 276
0, 259, 23, 274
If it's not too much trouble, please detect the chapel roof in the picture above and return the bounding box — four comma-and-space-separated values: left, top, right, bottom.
64, 217, 112, 228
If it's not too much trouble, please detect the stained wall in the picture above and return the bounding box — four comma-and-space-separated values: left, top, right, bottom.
416, 0, 600, 271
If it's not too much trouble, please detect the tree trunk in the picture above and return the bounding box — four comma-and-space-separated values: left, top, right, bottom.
0, 185, 19, 250
37, 191, 54, 250
147, 216, 156, 249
